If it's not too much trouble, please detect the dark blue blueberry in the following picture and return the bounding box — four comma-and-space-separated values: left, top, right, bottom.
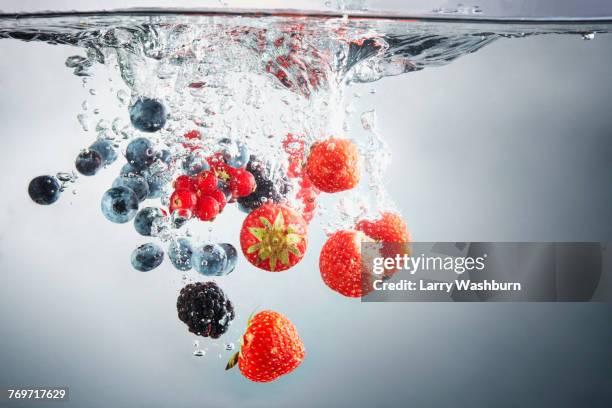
182, 152, 210, 176
28, 175, 61, 205
126, 137, 156, 170
89, 139, 118, 165
158, 149, 173, 165
168, 238, 193, 271
131, 243, 164, 272
192, 244, 227, 276
120, 163, 142, 177
219, 243, 237, 276
129, 98, 167, 133
75, 149, 103, 176
220, 138, 249, 168
113, 175, 149, 202
133, 207, 165, 236
143, 171, 169, 199
101, 186, 139, 223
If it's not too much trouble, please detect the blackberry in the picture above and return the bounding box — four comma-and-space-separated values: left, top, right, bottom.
236, 155, 291, 212
176, 282, 235, 339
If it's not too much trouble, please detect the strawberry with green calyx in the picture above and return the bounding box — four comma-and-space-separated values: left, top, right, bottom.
240, 203, 307, 272
226, 310, 305, 383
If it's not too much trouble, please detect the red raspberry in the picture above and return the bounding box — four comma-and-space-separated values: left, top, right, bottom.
169, 189, 197, 214
229, 169, 256, 198
193, 196, 220, 221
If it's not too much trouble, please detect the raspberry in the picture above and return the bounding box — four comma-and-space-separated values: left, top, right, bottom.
176, 282, 235, 339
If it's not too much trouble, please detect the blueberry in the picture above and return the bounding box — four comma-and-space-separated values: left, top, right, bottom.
120, 163, 142, 177
28, 175, 61, 205
168, 238, 193, 271
101, 186, 139, 223
126, 137, 156, 170
113, 175, 149, 202
158, 149, 173, 165
129, 98, 167, 133
133, 207, 165, 236
219, 243, 238, 275
75, 149, 103, 176
131, 243, 164, 272
182, 152, 210, 176
192, 244, 227, 276
220, 138, 249, 168
89, 139, 118, 165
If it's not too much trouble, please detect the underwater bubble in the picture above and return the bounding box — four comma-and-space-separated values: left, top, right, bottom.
193, 349, 206, 357
77, 113, 89, 131
582, 32, 596, 40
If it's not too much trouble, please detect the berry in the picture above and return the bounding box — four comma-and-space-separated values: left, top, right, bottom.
219, 243, 237, 275
176, 281, 235, 338
208, 153, 234, 184
129, 98, 167, 133
113, 175, 149, 202
229, 168, 256, 198
173, 175, 195, 191
236, 156, 290, 212
101, 186, 139, 223
133, 207, 165, 236
126, 137, 157, 170
183, 152, 210, 176
28, 175, 60, 205
305, 137, 360, 193
220, 137, 249, 168
193, 171, 218, 196
192, 244, 227, 276
169, 189, 197, 214
319, 230, 371, 297
226, 310, 305, 383
144, 172, 167, 199
120, 163, 141, 177
170, 208, 191, 229
184, 130, 201, 140
193, 196, 220, 221
240, 203, 307, 272
355, 212, 410, 243
75, 149, 103, 176
131, 243, 164, 272
209, 188, 227, 211
89, 139, 118, 165
168, 238, 193, 271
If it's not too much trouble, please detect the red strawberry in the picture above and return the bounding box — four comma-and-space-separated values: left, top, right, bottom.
319, 230, 373, 298
305, 137, 360, 193
169, 189, 197, 214
193, 196, 219, 221
193, 170, 218, 197
355, 212, 410, 278
240, 204, 307, 272
229, 168, 256, 198
226, 310, 305, 383
355, 212, 410, 243
173, 175, 195, 191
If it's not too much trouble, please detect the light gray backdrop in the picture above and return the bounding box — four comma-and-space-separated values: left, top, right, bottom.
1, 2, 612, 408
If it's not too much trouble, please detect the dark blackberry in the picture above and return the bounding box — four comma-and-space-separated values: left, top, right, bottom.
236, 155, 291, 212
176, 282, 235, 339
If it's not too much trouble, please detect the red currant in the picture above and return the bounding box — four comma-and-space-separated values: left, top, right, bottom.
174, 175, 195, 191
194, 171, 218, 196
193, 196, 220, 221
209, 189, 227, 211
169, 189, 197, 214
229, 169, 256, 198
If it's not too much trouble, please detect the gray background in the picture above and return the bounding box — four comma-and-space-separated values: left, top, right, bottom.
1, 1, 612, 407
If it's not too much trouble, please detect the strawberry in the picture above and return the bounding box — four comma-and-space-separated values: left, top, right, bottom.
305, 137, 360, 193
240, 204, 307, 272
355, 212, 410, 278
319, 230, 374, 298
355, 212, 410, 243
226, 310, 305, 383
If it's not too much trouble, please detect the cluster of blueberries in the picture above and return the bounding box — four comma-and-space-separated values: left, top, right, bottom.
28, 97, 242, 274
